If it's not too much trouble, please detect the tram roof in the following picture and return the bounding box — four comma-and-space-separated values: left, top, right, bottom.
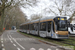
20, 19, 39, 26
40, 16, 68, 21
30, 19, 39, 23
20, 16, 69, 26
40, 16, 55, 21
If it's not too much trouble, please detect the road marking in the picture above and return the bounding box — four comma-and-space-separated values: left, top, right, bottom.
2, 44, 4, 47
1, 41, 3, 43
11, 41, 13, 43
2, 48, 5, 50
7, 34, 14, 44
56, 49, 59, 50
1, 38, 3, 41
30, 48, 36, 50
13, 44, 16, 46
39, 48, 44, 50
10, 38, 11, 41
7, 32, 21, 50
47, 48, 51, 50
10, 35, 25, 50
17, 48, 21, 50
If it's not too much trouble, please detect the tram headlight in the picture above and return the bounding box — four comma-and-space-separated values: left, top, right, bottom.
56, 32, 58, 34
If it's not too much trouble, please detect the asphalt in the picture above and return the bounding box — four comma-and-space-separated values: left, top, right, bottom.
0, 30, 72, 50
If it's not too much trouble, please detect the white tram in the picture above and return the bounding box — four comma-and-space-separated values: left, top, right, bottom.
19, 16, 69, 39
68, 23, 75, 36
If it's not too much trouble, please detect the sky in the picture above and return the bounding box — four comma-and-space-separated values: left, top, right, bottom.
21, 0, 53, 19
20, 0, 75, 22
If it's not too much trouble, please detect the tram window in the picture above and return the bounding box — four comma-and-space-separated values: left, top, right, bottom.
70, 25, 73, 31
27, 25, 28, 30
40, 22, 46, 31
25, 25, 26, 29
22, 26, 23, 29
28, 24, 29, 30
74, 27, 75, 30
20, 26, 21, 29
29, 24, 30, 30
25, 25, 27, 30
23, 25, 24, 29
26, 25, 27, 30
30, 24, 31, 30
21, 26, 22, 29
27, 25, 28, 29
48, 21, 51, 32
24, 25, 25, 29
31, 24, 35, 30
21, 26, 23, 29
51, 21, 55, 32
34, 23, 38, 31
25, 25, 26, 30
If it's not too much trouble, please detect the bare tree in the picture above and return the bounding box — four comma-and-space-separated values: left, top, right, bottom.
0, 0, 39, 31
30, 14, 42, 20
43, 0, 75, 23
4, 7, 28, 29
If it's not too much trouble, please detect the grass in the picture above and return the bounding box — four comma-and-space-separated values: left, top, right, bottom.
18, 31, 75, 50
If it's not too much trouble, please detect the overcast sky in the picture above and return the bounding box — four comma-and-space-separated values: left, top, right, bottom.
21, 0, 53, 19
20, 0, 75, 21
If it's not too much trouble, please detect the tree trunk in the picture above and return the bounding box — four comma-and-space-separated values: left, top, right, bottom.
0, 9, 5, 31
69, 11, 75, 23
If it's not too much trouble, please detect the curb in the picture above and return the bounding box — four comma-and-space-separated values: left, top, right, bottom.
18, 31, 73, 50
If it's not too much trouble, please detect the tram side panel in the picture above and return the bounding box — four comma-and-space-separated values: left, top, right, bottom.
46, 21, 52, 37
39, 21, 56, 38
19, 16, 69, 39
39, 22, 47, 37
19, 26, 22, 32
30, 24, 35, 35
50, 21, 58, 38
26, 24, 30, 34
34, 23, 39, 35
46, 21, 56, 38
30, 23, 39, 35
23, 25, 27, 33
20, 26, 23, 32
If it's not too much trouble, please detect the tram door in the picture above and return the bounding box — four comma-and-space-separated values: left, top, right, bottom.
34, 23, 39, 35
72, 25, 75, 33
47, 21, 52, 37
70, 24, 73, 31
73, 26, 75, 32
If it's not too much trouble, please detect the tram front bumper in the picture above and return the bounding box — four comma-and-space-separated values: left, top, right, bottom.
55, 34, 69, 39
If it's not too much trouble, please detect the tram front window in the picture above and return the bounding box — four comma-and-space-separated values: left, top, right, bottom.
56, 20, 68, 31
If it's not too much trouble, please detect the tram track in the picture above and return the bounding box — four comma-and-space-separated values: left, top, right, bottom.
45, 38, 75, 46
18, 31, 74, 50
55, 39, 75, 46
20, 31, 75, 46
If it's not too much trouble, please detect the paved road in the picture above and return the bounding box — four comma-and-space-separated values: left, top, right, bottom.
0, 30, 65, 50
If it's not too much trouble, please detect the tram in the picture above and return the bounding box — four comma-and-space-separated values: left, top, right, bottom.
68, 23, 75, 36
19, 16, 69, 39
